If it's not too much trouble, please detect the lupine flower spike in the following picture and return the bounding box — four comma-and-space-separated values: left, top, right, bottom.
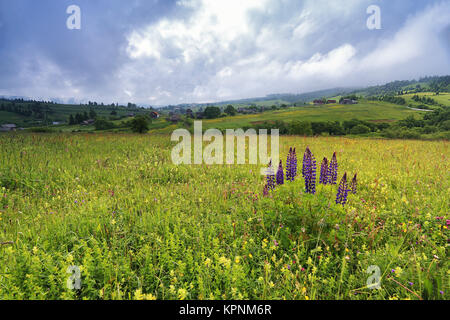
351, 173, 357, 194
320, 157, 329, 185
302, 148, 307, 179
303, 147, 317, 194
336, 172, 350, 206
286, 148, 292, 181
328, 152, 338, 184
276, 160, 284, 185
291, 148, 297, 179
266, 160, 276, 191
286, 147, 297, 182
263, 184, 269, 197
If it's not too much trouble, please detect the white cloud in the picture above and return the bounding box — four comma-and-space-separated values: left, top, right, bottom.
360, 2, 450, 72
126, 0, 269, 63
117, 1, 450, 104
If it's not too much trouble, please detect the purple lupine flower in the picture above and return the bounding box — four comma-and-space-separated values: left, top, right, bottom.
351, 173, 357, 194
302, 148, 307, 179
320, 157, 329, 185
303, 147, 317, 194
291, 148, 297, 180
336, 173, 350, 206
263, 184, 269, 197
286, 147, 297, 182
286, 147, 292, 181
276, 160, 284, 185
328, 152, 338, 185
266, 160, 276, 190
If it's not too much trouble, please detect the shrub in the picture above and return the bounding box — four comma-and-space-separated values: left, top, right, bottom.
288, 121, 313, 136
130, 116, 150, 133
350, 124, 371, 134
94, 119, 115, 131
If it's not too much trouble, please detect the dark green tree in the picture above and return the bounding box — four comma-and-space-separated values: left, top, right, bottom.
89, 109, 97, 119
203, 106, 221, 119
130, 116, 149, 133
224, 105, 236, 116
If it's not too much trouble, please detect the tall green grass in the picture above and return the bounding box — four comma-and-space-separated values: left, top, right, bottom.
0, 133, 448, 300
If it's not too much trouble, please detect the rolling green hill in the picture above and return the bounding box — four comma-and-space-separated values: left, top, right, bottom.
136, 98, 433, 135
1, 76, 448, 133
200, 100, 428, 130
0, 99, 150, 127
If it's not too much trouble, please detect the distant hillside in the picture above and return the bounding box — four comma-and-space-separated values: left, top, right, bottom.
1, 75, 448, 128
349, 75, 450, 97
159, 87, 359, 113
0, 98, 150, 127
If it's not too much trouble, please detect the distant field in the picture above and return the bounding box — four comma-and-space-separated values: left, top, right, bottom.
110, 99, 431, 134
201, 100, 428, 130
400, 92, 450, 108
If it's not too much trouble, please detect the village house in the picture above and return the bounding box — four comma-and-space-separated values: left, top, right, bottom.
81, 119, 95, 125
313, 100, 325, 105
169, 114, 181, 123
0, 124, 17, 132
150, 111, 160, 119
327, 100, 337, 104
340, 99, 358, 105
186, 109, 194, 118
237, 108, 258, 114
195, 111, 204, 119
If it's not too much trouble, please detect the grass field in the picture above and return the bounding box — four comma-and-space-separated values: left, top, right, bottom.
0, 133, 448, 300
149, 99, 431, 134
38, 99, 428, 135
400, 92, 450, 109
206, 101, 426, 129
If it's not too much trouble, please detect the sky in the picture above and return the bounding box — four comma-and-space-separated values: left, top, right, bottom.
0, 0, 449, 106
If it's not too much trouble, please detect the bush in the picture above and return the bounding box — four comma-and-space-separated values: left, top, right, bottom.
381, 127, 421, 139
288, 121, 313, 136
350, 124, 371, 134
94, 119, 115, 131
440, 120, 450, 131
130, 116, 150, 134
203, 107, 221, 119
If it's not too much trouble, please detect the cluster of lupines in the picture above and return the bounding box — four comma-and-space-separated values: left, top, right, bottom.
264, 148, 296, 194
302, 147, 317, 194
320, 157, 329, 185
263, 147, 357, 207
328, 152, 338, 185
286, 148, 297, 181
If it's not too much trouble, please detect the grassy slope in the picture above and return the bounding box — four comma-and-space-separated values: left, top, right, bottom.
400, 92, 450, 108
101, 100, 431, 134
201, 100, 428, 130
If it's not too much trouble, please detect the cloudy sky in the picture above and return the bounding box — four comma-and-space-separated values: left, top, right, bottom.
0, 0, 449, 106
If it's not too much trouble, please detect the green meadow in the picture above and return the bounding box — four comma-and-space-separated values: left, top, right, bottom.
0, 133, 447, 300
203, 100, 426, 130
